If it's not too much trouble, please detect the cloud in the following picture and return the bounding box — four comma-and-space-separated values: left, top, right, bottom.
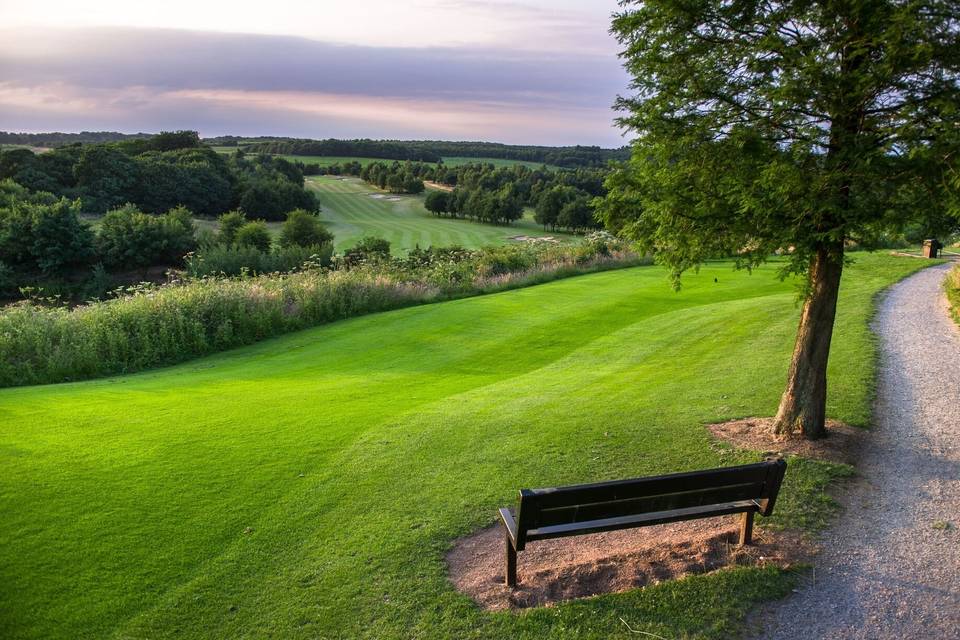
0, 27, 630, 145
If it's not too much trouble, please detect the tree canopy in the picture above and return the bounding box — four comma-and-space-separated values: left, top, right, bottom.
602, 0, 959, 438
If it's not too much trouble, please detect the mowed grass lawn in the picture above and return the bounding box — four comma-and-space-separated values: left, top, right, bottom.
309, 176, 572, 252
0, 255, 925, 639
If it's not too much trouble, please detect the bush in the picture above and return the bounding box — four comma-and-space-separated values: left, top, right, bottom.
185, 243, 333, 278
96, 204, 197, 270
217, 210, 246, 245
0, 195, 94, 275
343, 236, 391, 266
234, 221, 272, 252
279, 209, 334, 248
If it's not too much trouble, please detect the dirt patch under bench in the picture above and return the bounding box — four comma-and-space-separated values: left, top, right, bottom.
707, 417, 863, 465
447, 518, 811, 611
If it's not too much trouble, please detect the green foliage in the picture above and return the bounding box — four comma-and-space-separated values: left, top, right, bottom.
0, 187, 94, 276
423, 189, 449, 215
0, 132, 317, 220
184, 243, 333, 278
74, 145, 141, 214
216, 210, 246, 246
604, 0, 960, 281
278, 209, 333, 248
0, 238, 637, 387
234, 221, 272, 252
343, 236, 391, 265
135, 147, 234, 215
246, 137, 628, 167
95, 204, 196, 270
236, 178, 316, 221
947, 265, 960, 326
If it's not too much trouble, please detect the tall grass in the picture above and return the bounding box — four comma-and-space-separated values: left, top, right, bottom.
947, 263, 960, 325
0, 241, 643, 387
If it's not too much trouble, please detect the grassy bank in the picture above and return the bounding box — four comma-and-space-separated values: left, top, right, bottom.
0, 242, 637, 387
0, 253, 926, 639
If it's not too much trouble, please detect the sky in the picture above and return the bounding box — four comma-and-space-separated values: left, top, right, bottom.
0, 1, 631, 146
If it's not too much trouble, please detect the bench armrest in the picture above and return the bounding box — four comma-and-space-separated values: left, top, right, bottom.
498, 507, 519, 548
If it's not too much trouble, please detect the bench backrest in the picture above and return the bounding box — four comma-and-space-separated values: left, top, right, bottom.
513, 459, 786, 547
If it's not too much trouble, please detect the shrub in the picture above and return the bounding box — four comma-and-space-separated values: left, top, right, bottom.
96, 204, 197, 270
217, 210, 246, 245
185, 243, 333, 277
279, 209, 334, 248
343, 236, 391, 266
0, 195, 94, 275
234, 221, 272, 252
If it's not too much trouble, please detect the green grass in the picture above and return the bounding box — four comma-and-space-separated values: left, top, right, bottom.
0, 254, 927, 639
80, 177, 569, 253
309, 175, 572, 252
440, 156, 562, 169
209, 147, 563, 170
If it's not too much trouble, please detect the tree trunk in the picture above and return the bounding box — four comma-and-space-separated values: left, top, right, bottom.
772, 245, 845, 439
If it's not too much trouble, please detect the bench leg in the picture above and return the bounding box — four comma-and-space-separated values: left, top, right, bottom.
739, 511, 754, 546
505, 533, 518, 587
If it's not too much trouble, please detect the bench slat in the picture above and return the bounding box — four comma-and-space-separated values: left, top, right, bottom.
526, 462, 773, 510
526, 500, 760, 541
532, 482, 765, 527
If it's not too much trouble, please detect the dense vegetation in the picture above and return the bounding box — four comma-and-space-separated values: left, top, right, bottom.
0, 131, 150, 147
245, 138, 629, 168
606, 0, 959, 439
0, 236, 638, 387
0, 131, 315, 217
0, 133, 323, 300
0, 254, 925, 640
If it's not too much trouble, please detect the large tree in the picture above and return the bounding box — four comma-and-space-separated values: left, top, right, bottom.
602, 1, 959, 438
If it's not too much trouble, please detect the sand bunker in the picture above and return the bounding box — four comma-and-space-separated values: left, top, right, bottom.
447, 517, 809, 611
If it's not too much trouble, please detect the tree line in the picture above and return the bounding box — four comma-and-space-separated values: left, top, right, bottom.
244, 138, 629, 168
0, 179, 333, 300
0, 132, 316, 219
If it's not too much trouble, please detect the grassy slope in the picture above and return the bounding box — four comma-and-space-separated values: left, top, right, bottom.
309, 175, 572, 252
0, 255, 926, 640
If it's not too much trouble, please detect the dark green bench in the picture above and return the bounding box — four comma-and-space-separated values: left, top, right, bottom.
497, 459, 787, 586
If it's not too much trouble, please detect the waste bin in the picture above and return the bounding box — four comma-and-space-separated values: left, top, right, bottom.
923, 239, 942, 258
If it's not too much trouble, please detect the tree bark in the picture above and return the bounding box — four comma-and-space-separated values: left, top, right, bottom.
772, 245, 845, 439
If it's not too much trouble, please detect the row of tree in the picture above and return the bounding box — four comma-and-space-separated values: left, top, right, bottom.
0, 132, 317, 219
423, 187, 524, 225
245, 139, 629, 168
358, 162, 425, 194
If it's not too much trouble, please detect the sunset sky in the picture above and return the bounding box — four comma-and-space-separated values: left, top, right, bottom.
0, 1, 630, 146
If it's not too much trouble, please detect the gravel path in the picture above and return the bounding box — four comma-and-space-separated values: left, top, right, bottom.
753, 263, 960, 639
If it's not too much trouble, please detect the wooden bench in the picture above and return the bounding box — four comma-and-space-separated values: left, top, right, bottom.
497, 459, 786, 586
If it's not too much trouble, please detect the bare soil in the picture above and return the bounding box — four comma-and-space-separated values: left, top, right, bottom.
447, 518, 811, 611
707, 417, 863, 465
